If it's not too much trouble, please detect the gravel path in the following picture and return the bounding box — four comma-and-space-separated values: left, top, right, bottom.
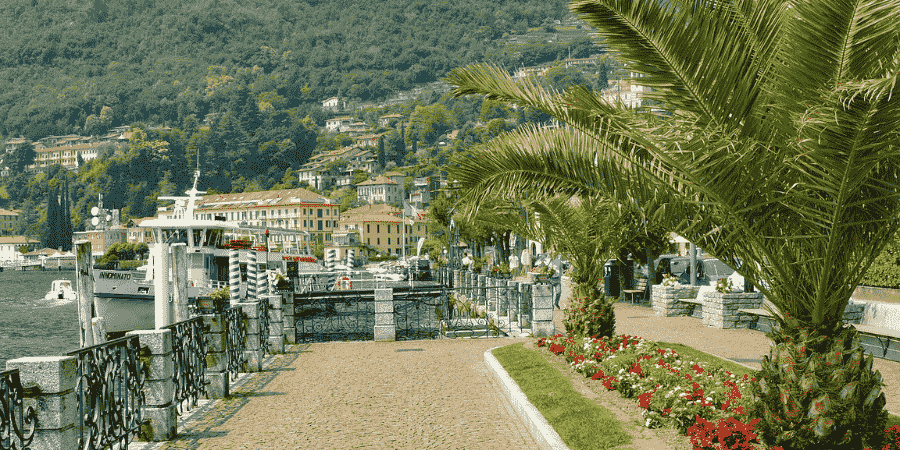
143, 338, 538, 449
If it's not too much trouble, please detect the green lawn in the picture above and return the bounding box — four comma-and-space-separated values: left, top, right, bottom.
492, 343, 632, 450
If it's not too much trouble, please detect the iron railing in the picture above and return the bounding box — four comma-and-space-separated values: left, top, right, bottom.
224, 306, 246, 381
67, 335, 146, 450
393, 287, 446, 340
294, 291, 375, 342
163, 317, 208, 415
0, 369, 36, 450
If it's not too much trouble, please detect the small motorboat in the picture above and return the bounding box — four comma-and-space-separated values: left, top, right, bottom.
46, 279, 76, 301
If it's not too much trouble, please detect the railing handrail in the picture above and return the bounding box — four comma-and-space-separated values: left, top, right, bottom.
0, 368, 37, 449
163, 316, 208, 415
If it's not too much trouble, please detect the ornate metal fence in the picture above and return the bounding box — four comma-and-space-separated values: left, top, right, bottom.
1, 369, 36, 450
164, 317, 208, 415
393, 287, 446, 340
224, 306, 246, 381
67, 335, 146, 450
294, 291, 375, 342
258, 299, 271, 356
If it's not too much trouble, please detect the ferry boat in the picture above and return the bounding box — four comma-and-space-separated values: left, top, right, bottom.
92, 171, 315, 333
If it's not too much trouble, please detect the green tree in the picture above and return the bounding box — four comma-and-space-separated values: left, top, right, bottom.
446, 1, 900, 448
405, 104, 453, 147
4, 139, 36, 173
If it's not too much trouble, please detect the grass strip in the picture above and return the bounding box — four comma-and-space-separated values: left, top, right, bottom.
493, 342, 631, 450
653, 341, 900, 430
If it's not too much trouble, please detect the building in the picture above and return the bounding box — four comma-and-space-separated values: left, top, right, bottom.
0, 236, 41, 264
322, 97, 344, 112
602, 76, 645, 109
379, 114, 404, 128
338, 204, 428, 257
186, 187, 341, 247
325, 116, 352, 133
356, 176, 403, 206
409, 176, 440, 209
125, 217, 155, 244
0, 209, 19, 234
73, 227, 127, 256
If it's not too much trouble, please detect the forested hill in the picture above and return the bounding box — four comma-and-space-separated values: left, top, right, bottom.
0, 0, 596, 139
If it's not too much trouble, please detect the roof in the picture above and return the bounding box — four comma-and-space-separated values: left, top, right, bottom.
380, 114, 404, 119
356, 176, 398, 187
342, 203, 400, 217
0, 208, 18, 216
0, 236, 39, 244
195, 187, 336, 210
382, 171, 404, 177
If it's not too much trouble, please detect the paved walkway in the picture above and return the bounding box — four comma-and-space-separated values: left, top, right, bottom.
553, 293, 900, 415
136, 338, 538, 449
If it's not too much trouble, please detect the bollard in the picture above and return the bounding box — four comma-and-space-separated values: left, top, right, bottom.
237, 302, 264, 372
374, 289, 395, 341
264, 295, 285, 353
531, 283, 554, 337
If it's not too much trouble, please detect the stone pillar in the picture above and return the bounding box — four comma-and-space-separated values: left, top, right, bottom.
703, 291, 764, 329
531, 283, 554, 337
374, 288, 395, 341
127, 329, 176, 441
238, 302, 264, 372
6, 356, 77, 449
281, 289, 296, 344
477, 275, 485, 305
75, 240, 94, 348
201, 313, 229, 399
507, 280, 517, 322
453, 270, 461, 294
229, 249, 241, 304
171, 243, 189, 323
264, 295, 285, 354
153, 243, 172, 329
518, 282, 532, 330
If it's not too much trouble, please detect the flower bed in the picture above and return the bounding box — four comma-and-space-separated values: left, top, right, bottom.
536, 333, 900, 450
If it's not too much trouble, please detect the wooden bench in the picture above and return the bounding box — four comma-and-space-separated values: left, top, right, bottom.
623, 278, 648, 304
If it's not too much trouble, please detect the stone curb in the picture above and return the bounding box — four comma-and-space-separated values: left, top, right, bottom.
485, 347, 569, 450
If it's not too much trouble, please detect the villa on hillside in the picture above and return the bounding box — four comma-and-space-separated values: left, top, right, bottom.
357, 176, 403, 206
0, 236, 42, 263
0, 208, 19, 234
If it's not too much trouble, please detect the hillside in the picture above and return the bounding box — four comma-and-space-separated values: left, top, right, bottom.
0, 0, 600, 139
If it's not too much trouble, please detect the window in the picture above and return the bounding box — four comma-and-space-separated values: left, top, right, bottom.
317, 209, 322, 218
377, 238, 380, 245
387, 225, 391, 234
377, 224, 380, 233
318, 220, 323, 231
367, 224, 370, 233
388, 238, 391, 245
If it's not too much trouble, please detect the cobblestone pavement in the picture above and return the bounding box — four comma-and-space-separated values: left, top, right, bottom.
138, 338, 538, 449
553, 290, 900, 415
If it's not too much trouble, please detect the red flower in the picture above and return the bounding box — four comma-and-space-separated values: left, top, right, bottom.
638, 392, 653, 409
662, 408, 671, 416
591, 370, 605, 380
629, 362, 644, 376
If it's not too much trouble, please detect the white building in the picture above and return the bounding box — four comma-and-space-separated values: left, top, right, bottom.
356, 176, 403, 206
0, 236, 40, 264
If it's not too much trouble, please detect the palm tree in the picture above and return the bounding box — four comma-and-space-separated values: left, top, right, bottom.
445, 0, 900, 448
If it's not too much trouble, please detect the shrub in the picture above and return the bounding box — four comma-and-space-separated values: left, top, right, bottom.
750, 325, 888, 449
564, 283, 615, 340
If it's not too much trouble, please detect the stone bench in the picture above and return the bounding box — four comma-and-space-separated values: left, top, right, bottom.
737, 305, 900, 362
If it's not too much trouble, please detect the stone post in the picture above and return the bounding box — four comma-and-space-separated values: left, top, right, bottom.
201, 313, 229, 399
477, 275, 485, 305
126, 329, 176, 441
453, 270, 461, 294
264, 295, 285, 354
507, 280, 517, 322
6, 356, 77, 449
237, 302, 264, 372
374, 288, 395, 341
281, 289, 296, 344
531, 283, 554, 337
75, 240, 94, 348
247, 251, 258, 303
171, 243, 189, 323
518, 282, 532, 330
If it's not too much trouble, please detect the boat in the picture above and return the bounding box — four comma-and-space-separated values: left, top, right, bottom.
45, 279, 76, 302
92, 170, 315, 333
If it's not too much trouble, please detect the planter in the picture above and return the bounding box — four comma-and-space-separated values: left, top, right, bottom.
533, 273, 550, 284
197, 296, 228, 314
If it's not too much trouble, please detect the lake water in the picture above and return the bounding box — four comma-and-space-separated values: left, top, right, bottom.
0, 269, 80, 368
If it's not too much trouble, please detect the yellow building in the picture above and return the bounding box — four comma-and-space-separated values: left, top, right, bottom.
338, 204, 428, 257
0, 208, 18, 234
188, 187, 341, 247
